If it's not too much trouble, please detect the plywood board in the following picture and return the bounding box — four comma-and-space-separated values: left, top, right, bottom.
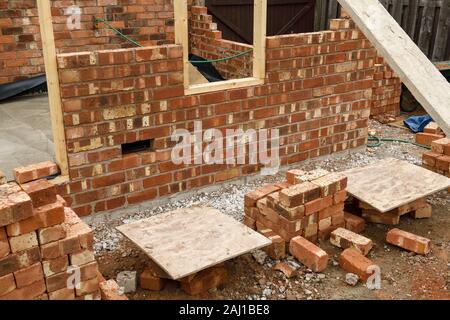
337, 0, 450, 137
117, 206, 271, 280
344, 158, 450, 213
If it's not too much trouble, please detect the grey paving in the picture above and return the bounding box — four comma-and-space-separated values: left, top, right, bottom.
0, 94, 54, 180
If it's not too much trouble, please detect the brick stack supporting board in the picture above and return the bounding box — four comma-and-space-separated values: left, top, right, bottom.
0, 162, 100, 300
422, 138, 450, 178
244, 169, 348, 249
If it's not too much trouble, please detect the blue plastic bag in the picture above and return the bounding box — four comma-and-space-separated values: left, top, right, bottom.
404, 115, 433, 133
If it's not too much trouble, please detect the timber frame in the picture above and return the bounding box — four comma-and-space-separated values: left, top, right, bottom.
36, 0, 69, 176
175, 0, 268, 95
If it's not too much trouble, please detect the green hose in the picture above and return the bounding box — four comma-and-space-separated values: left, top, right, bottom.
368, 135, 431, 149
94, 17, 253, 64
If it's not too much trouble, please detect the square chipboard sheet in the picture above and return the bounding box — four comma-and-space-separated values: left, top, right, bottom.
116, 206, 271, 280
344, 158, 450, 213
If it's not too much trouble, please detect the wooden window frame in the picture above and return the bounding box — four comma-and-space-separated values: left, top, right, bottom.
174, 0, 267, 95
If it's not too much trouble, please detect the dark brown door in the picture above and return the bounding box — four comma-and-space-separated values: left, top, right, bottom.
205, 0, 316, 44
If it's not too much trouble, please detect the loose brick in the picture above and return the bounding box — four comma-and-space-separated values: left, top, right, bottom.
294, 168, 330, 183
76, 277, 99, 296
0, 183, 33, 227
0, 278, 46, 300
311, 172, 347, 197
279, 182, 320, 208
13, 262, 43, 288
70, 250, 95, 266
0, 273, 16, 296
42, 256, 69, 277
140, 268, 166, 291
244, 184, 280, 207
286, 169, 305, 184
0, 227, 10, 258
333, 190, 347, 204
431, 138, 450, 154
13, 161, 59, 184
361, 209, 400, 225
273, 262, 297, 278
386, 228, 431, 255
48, 287, 75, 300
180, 266, 228, 295
416, 133, 445, 147
16, 246, 41, 269
243, 215, 256, 229
330, 228, 373, 255
344, 212, 365, 233
423, 122, 442, 135
38, 224, 66, 245
99, 279, 128, 300
410, 204, 432, 219
436, 155, 450, 172
21, 179, 57, 207
46, 270, 71, 292
0, 254, 20, 277
422, 151, 442, 167
263, 235, 286, 260
289, 236, 328, 272
8, 231, 38, 253
339, 248, 377, 282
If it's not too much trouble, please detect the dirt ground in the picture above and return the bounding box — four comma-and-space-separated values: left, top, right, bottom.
93, 119, 450, 300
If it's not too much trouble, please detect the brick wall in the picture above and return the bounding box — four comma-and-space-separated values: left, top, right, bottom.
371, 56, 402, 117
0, 0, 175, 85
54, 16, 373, 217
189, 6, 253, 80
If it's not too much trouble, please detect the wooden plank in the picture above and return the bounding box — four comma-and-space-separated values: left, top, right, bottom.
186, 77, 263, 95
338, 0, 450, 136
188, 64, 209, 85
36, 0, 68, 176
344, 158, 450, 213
174, 0, 189, 89
407, 0, 420, 36
117, 206, 271, 280
417, 0, 435, 56
253, 0, 267, 80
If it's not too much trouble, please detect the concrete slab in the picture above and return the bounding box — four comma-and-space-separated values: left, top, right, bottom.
117, 206, 271, 280
344, 158, 450, 213
0, 95, 54, 180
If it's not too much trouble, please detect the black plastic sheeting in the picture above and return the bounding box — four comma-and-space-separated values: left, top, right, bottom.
188, 54, 225, 83
0, 75, 47, 102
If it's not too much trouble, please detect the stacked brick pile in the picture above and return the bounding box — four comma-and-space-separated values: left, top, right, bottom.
244, 169, 348, 249
349, 197, 432, 225
422, 137, 450, 178
0, 162, 100, 300
371, 56, 402, 117
416, 122, 446, 147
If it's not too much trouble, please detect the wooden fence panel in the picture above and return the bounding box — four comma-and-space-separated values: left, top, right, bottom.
315, 0, 450, 61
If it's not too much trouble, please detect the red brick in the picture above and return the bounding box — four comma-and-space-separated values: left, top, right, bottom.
339, 248, 376, 282
38, 224, 66, 245
431, 138, 450, 154
362, 209, 400, 225
273, 262, 297, 278
386, 228, 431, 255
279, 182, 321, 207
0, 183, 33, 227
244, 184, 280, 207
21, 179, 57, 207
0, 273, 15, 296
422, 151, 442, 167
311, 172, 347, 197
48, 287, 75, 300
263, 235, 286, 260
99, 279, 128, 300
333, 190, 347, 204
436, 155, 450, 172
42, 256, 69, 277
13, 161, 59, 184
409, 204, 432, 219
140, 268, 166, 291
180, 266, 228, 295
0, 278, 46, 300
8, 231, 38, 253
330, 228, 373, 255
0, 227, 9, 258
76, 277, 99, 296
416, 133, 445, 147
286, 169, 305, 184
344, 212, 365, 233
289, 236, 328, 272
13, 262, 43, 288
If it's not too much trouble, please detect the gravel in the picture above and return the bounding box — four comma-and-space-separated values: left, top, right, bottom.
90, 120, 448, 255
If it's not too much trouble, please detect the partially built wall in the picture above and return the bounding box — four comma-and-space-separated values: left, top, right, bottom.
1, 3, 403, 216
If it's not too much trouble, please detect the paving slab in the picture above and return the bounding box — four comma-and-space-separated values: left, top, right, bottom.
117, 206, 271, 280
